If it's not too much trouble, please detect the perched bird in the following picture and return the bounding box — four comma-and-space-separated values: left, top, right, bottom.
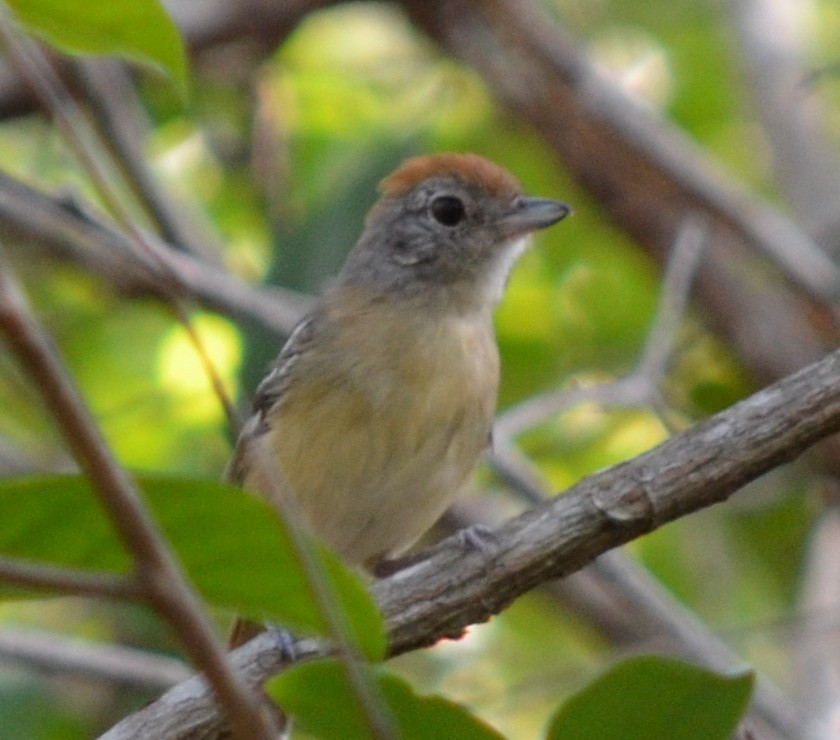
227, 153, 569, 568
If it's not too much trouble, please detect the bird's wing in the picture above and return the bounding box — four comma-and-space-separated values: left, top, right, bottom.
224, 313, 318, 485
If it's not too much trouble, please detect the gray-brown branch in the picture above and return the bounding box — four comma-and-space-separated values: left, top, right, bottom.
103, 343, 840, 739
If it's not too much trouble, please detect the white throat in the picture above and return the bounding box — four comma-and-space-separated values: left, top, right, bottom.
483, 235, 532, 306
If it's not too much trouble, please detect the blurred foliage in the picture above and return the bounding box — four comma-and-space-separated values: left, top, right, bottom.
0, 0, 838, 736
5, 0, 187, 92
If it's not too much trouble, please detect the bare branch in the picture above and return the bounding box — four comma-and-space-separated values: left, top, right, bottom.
0, 251, 276, 739
726, 0, 840, 249
0, 170, 311, 333
0, 557, 141, 602
635, 216, 708, 380
100, 630, 328, 740
445, 493, 796, 739
795, 505, 840, 740
0, 629, 191, 690
495, 216, 707, 445
106, 342, 840, 737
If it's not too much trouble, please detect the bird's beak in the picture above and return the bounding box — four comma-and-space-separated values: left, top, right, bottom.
500, 197, 571, 236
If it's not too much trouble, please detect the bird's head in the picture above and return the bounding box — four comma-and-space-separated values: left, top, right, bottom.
338, 153, 570, 309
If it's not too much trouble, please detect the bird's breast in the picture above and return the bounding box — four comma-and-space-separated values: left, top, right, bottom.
262, 296, 500, 563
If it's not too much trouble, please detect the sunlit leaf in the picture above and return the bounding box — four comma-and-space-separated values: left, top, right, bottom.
5, 0, 188, 92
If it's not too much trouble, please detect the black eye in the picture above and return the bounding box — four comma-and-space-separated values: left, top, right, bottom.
430, 196, 465, 226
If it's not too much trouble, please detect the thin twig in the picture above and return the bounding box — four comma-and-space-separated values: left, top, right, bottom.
0, 629, 191, 690
69, 58, 224, 262
636, 216, 708, 379
0, 17, 240, 436
495, 216, 707, 445
794, 504, 840, 740
0, 250, 276, 739
0, 557, 141, 602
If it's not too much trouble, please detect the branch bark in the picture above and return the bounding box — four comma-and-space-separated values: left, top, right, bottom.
0, 170, 311, 334
103, 342, 840, 738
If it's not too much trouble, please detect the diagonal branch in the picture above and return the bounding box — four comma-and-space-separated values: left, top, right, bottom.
0, 250, 276, 739
379, 348, 840, 654
401, 0, 838, 387
0, 170, 311, 334
103, 341, 840, 738
439, 487, 796, 739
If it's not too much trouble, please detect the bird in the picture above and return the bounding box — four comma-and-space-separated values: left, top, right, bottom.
227, 152, 569, 570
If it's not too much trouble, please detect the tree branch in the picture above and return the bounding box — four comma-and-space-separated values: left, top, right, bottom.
0, 557, 141, 602
725, 0, 840, 250
0, 251, 276, 739
794, 506, 840, 740
103, 342, 840, 737
0, 629, 191, 690
442, 496, 796, 739
0, 170, 311, 334
401, 0, 838, 388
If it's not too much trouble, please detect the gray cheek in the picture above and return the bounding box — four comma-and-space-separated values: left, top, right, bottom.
391, 239, 430, 266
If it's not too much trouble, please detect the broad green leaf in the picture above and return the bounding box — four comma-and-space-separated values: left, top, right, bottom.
268, 658, 504, 740
0, 475, 386, 659
546, 655, 754, 740
5, 0, 187, 92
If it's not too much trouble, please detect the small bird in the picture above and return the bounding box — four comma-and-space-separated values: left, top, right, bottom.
227, 153, 569, 568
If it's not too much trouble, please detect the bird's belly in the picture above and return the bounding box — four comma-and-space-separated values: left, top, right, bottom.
265, 317, 498, 564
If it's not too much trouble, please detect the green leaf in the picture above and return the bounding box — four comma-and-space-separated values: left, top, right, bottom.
546, 655, 754, 740
5, 0, 188, 93
0, 475, 386, 660
268, 658, 504, 740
